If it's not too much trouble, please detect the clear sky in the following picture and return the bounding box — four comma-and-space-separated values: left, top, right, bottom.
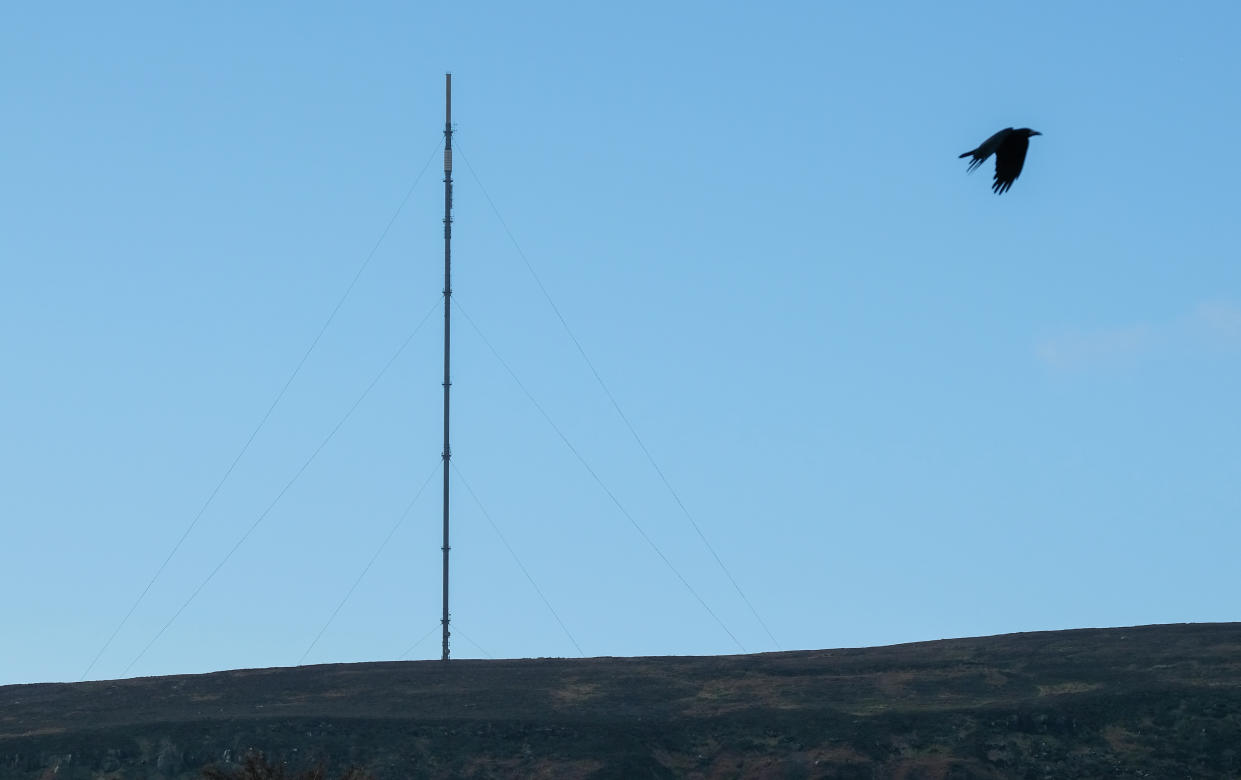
3, 1, 1240, 686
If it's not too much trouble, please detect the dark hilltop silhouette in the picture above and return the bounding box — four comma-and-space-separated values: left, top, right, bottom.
3, 623, 1241, 778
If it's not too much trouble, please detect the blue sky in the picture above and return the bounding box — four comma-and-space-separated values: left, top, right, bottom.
3, 1, 1240, 685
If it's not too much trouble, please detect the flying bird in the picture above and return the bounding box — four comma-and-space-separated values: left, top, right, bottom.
959, 127, 1042, 194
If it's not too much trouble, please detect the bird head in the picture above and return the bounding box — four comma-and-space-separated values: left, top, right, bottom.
1019, 128, 1042, 137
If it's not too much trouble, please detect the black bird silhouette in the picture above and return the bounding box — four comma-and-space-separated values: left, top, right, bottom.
959, 127, 1042, 194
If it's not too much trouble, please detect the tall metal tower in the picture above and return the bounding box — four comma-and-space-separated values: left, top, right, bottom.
440, 73, 453, 662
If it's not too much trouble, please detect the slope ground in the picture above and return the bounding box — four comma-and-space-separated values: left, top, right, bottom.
3, 623, 1241, 778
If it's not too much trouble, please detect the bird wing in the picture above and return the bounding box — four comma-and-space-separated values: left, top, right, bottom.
960, 128, 1012, 173
961, 151, 987, 173
992, 133, 1030, 194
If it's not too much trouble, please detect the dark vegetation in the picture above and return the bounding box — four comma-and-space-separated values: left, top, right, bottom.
201, 751, 370, 780
3, 623, 1241, 778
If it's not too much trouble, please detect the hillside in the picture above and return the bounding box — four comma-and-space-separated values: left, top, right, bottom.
3, 623, 1241, 778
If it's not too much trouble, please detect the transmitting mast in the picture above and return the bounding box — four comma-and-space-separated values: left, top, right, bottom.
440, 73, 453, 662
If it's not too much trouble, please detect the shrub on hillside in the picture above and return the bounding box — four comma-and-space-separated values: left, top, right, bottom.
201, 751, 371, 780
